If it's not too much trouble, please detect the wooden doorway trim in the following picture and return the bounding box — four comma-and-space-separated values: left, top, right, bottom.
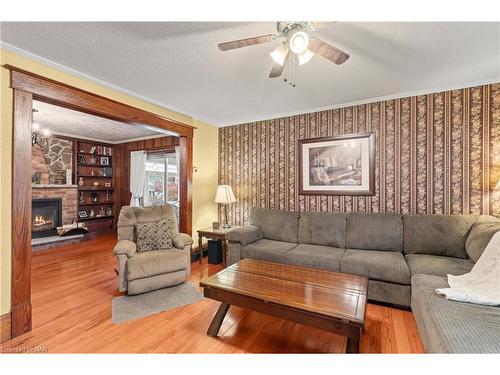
7, 65, 194, 339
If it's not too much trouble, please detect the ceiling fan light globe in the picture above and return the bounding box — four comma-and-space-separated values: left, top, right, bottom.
298, 49, 314, 65
289, 31, 309, 54
270, 43, 287, 66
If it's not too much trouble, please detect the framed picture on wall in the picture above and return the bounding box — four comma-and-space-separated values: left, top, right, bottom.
77, 210, 88, 219
299, 132, 375, 195
77, 154, 86, 164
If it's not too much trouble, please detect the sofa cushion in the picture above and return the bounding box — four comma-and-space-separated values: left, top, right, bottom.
405, 254, 474, 277
345, 213, 403, 252
226, 225, 263, 246
240, 239, 297, 263
298, 211, 346, 248
340, 249, 410, 285
285, 244, 345, 272
127, 249, 188, 281
466, 215, 500, 262
403, 214, 477, 258
135, 220, 173, 252
249, 207, 299, 243
411, 274, 500, 353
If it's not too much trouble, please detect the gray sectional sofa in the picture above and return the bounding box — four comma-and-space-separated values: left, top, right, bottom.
226, 207, 500, 353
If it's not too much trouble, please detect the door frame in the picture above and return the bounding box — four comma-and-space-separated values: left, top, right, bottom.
6, 65, 194, 338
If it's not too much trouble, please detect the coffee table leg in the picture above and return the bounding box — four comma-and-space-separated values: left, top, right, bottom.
207, 303, 230, 337
346, 336, 360, 353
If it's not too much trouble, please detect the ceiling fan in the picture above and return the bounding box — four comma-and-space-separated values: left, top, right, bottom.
218, 22, 349, 81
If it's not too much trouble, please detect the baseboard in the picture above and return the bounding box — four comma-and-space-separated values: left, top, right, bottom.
0, 312, 11, 343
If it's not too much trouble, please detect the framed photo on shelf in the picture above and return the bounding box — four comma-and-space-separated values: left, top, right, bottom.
77, 154, 86, 164
298, 132, 375, 196
100, 156, 110, 165
77, 210, 88, 219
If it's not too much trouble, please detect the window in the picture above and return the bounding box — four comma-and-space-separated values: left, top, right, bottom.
143, 152, 179, 209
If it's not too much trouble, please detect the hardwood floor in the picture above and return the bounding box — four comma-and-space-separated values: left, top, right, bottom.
1, 233, 424, 353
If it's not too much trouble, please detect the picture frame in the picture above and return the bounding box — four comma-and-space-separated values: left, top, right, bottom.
212, 222, 220, 230
77, 210, 88, 219
77, 154, 86, 164
298, 132, 375, 196
100, 156, 110, 166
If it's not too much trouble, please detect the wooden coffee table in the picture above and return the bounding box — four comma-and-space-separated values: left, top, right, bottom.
200, 258, 368, 353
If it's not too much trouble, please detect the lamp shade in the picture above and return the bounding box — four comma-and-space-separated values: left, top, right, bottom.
214, 185, 236, 204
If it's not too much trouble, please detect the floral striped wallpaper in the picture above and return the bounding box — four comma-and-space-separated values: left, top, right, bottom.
218, 83, 500, 226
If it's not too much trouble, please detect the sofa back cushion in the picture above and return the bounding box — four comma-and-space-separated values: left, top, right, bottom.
298, 211, 346, 248
466, 215, 500, 262
346, 212, 403, 251
117, 204, 179, 242
403, 214, 477, 258
249, 207, 299, 243
117, 206, 137, 242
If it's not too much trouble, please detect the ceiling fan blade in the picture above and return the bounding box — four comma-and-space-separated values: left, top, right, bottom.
218, 34, 275, 51
308, 38, 349, 65
269, 62, 286, 78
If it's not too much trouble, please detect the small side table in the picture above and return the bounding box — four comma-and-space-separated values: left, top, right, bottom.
196, 227, 237, 267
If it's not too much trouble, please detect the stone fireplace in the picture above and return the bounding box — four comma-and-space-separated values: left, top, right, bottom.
32, 198, 62, 238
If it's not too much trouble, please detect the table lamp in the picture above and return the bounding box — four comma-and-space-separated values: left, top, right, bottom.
214, 185, 236, 229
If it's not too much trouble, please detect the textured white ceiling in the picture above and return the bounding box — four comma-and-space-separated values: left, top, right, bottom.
32, 100, 165, 143
2, 22, 499, 126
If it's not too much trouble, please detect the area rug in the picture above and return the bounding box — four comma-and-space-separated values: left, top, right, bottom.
112, 282, 203, 324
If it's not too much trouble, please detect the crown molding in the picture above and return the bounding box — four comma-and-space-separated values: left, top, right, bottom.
219, 77, 500, 127
1, 42, 197, 125
48, 130, 171, 145
3, 41, 498, 129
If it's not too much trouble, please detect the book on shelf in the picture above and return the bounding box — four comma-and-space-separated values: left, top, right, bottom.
94, 145, 113, 156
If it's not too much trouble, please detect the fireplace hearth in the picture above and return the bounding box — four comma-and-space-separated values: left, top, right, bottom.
32, 198, 62, 238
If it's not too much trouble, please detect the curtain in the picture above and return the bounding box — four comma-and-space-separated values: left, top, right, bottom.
174, 145, 180, 186
130, 151, 146, 206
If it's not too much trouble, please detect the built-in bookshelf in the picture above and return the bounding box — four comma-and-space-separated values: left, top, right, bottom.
75, 141, 115, 232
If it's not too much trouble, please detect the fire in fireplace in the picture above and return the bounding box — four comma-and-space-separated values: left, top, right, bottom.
32, 198, 62, 238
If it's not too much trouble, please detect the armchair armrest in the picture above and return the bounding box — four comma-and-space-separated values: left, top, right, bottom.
226, 225, 263, 246
113, 240, 137, 258
173, 233, 194, 249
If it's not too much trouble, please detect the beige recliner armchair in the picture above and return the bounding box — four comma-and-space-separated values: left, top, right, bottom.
113, 205, 193, 295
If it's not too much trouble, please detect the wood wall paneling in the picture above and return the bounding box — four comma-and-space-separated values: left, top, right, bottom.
219, 83, 500, 225
116, 136, 180, 212
11, 89, 33, 338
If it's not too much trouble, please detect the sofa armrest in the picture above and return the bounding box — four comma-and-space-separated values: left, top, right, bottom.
173, 233, 194, 249
113, 240, 137, 258
226, 225, 263, 246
